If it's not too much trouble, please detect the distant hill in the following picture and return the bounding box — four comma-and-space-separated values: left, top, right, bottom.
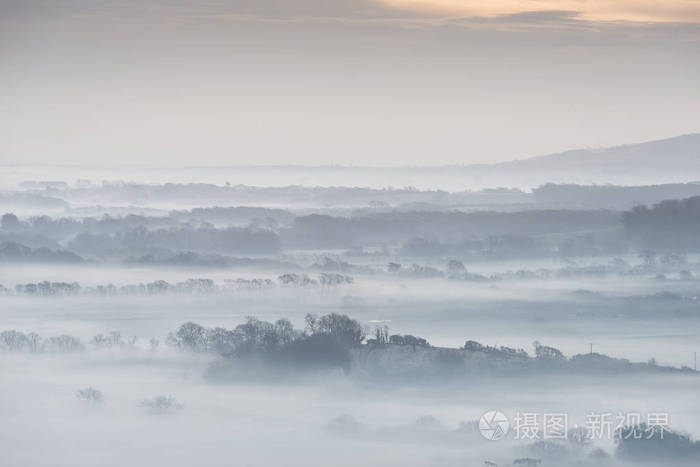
533, 182, 700, 209
2, 134, 698, 191
489, 133, 700, 176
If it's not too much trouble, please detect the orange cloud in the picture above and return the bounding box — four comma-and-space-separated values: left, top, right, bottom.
377, 0, 700, 22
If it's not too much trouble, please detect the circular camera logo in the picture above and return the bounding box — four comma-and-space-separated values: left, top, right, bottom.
479, 411, 510, 441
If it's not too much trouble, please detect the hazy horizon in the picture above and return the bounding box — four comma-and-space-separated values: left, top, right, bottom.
0, 132, 695, 170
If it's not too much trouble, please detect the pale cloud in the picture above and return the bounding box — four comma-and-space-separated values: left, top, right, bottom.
3, 0, 700, 26
378, 0, 700, 23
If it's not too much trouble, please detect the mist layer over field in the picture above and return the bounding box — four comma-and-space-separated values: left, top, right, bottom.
2, 260, 700, 367
3, 350, 699, 467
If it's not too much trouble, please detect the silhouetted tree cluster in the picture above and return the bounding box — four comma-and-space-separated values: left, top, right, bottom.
0, 330, 83, 353
7, 274, 353, 297
138, 395, 183, 415
15, 281, 81, 296
464, 340, 529, 359
3, 324, 693, 380
283, 210, 619, 251
388, 334, 429, 348
168, 313, 366, 372
616, 424, 700, 462
76, 387, 103, 405
533, 341, 565, 360
400, 233, 624, 259
622, 196, 700, 252
90, 331, 138, 350
0, 241, 84, 263
534, 182, 700, 209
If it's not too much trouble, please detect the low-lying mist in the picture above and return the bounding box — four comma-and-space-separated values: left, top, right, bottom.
3, 169, 700, 466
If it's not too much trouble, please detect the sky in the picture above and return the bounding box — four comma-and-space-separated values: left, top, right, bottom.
1, 0, 699, 167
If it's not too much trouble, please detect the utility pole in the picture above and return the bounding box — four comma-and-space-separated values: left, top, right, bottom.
590, 343, 593, 355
